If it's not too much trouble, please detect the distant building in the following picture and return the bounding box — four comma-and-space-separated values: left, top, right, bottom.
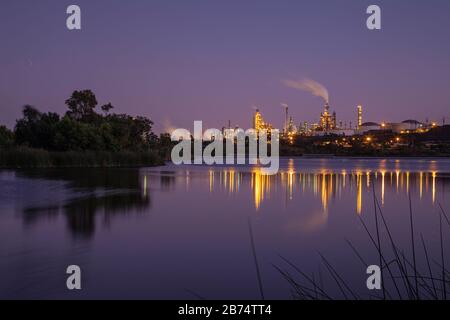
222, 124, 241, 140
402, 119, 423, 130
253, 109, 273, 135
356, 122, 381, 134
319, 103, 337, 131
286, 116, 297, 135
331, 128, 356, 136
384, 120, 423, 133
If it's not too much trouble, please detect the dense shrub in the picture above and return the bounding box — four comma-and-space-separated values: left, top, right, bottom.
0, 125, 14, 148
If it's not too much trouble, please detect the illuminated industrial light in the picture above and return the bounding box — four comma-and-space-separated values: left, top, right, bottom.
366, 136, 372, 142
395, 137, 400, 142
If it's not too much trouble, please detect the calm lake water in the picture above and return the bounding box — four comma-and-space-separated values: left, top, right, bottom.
1, 158, 450, 299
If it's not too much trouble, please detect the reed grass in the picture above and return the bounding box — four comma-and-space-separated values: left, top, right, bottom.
0, 147, 164, 168
274, 188, 450, 300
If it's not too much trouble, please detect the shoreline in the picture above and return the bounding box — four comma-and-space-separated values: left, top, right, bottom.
3, 156, 450, 169
281, 155, 450, 159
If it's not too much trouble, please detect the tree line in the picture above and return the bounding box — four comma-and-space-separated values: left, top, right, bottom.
0, 90, 173, 153
0, 90, 173, 167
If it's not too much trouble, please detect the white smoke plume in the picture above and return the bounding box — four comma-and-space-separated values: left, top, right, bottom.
162, 118, 177, 134
283, 78, 329, 103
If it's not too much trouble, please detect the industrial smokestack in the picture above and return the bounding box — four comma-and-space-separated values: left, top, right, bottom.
357, 105, 363, 128
281, 103, 289, 133
285, 105, 288, 132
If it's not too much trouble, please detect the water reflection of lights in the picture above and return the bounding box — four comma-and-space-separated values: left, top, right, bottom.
287, 170, 295, 200
432, 171, 437, 203
342, 170, 347, 188
419, 172, 423, 199
252, 169, 271, 210
209, 170, 214, 192
396, 171, 400, 192
228, 170, 235, 193
186, 170, 190, 190
204, 168, 441, 213
143, 175, 148, 197
215, 170, 239, 194
357, 172, 363, 215
366, 171, 371, 188
406, 172, 410, 194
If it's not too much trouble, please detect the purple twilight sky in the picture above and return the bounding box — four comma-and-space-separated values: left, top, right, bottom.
1, 0, 450, 133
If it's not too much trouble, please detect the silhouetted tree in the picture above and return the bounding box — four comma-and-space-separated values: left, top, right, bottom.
15, 105, 60, 149
65, 90, 98, 121
101, 103, 114, 115
157, 133, 173, 159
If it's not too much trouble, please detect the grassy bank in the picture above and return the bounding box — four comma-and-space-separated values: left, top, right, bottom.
0, 147, 164, 168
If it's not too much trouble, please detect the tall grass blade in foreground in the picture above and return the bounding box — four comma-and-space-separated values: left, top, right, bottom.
409, 192, 419, 298
248, 217, 265, 300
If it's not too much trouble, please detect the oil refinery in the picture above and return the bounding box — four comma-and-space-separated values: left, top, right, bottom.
249, 102, 442, 139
